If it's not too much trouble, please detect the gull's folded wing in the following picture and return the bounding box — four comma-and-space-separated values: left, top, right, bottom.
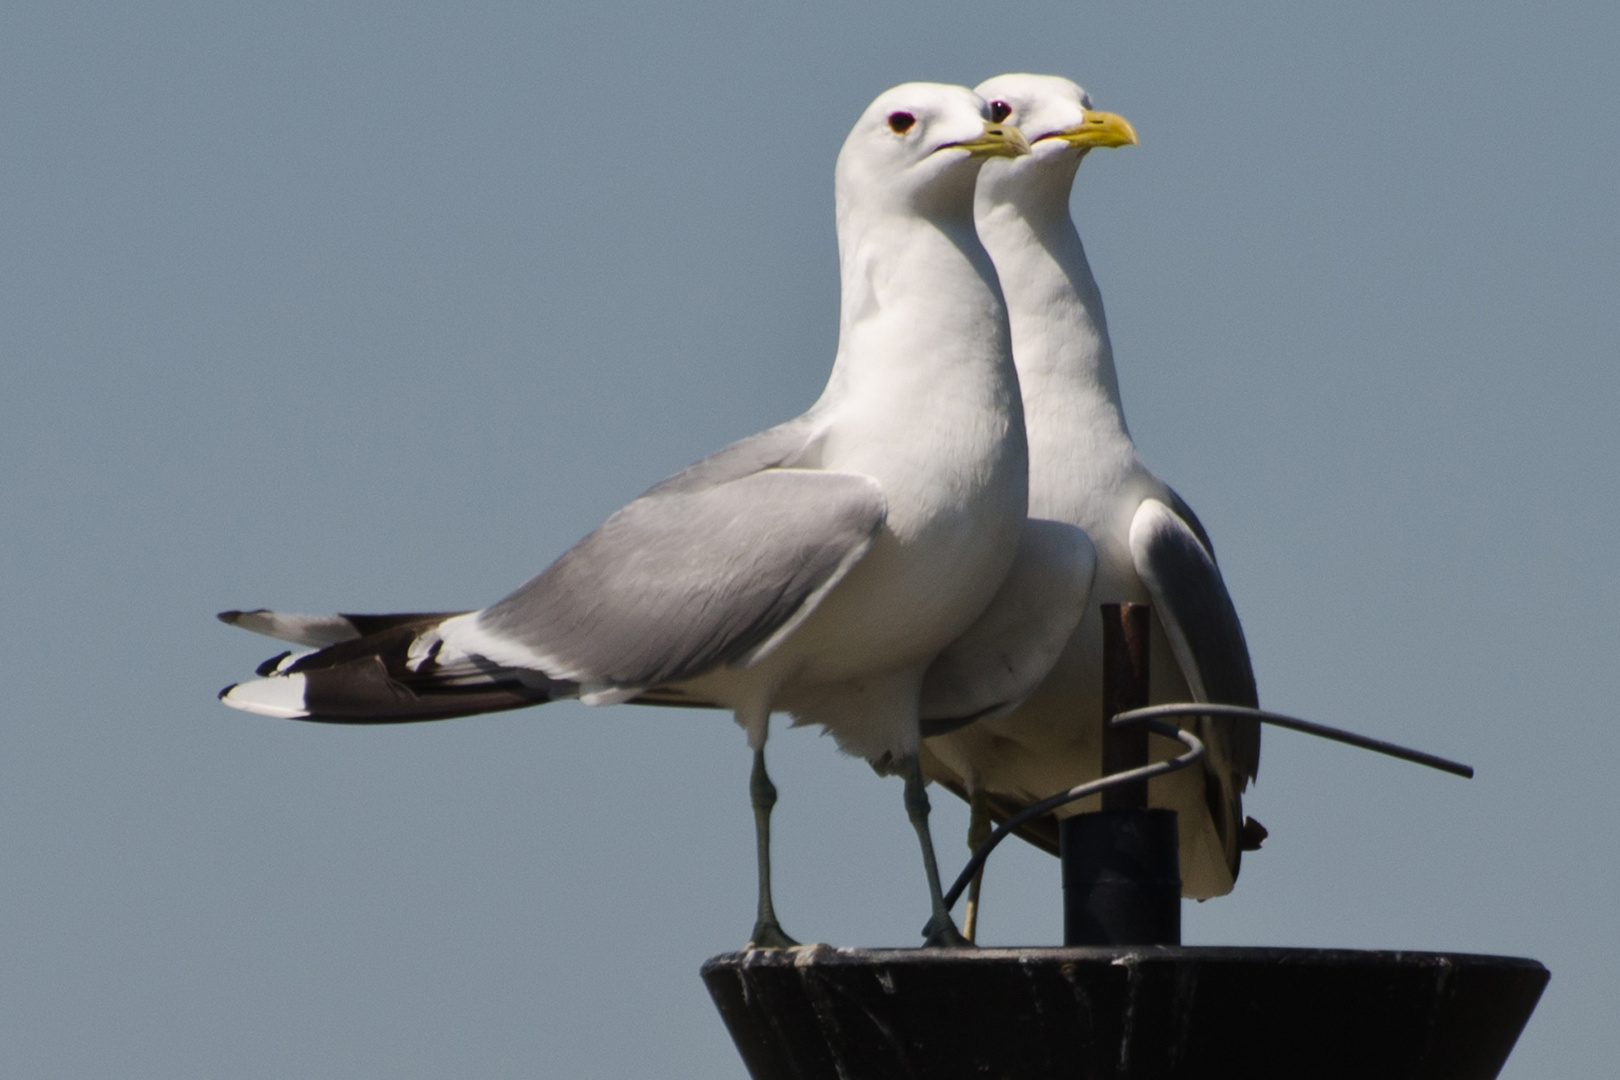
918, 519, 1095, 736
1129, 496, 1261, 874
1129, 497, 1260, 765
220, 420, 886, 723
475, 468, 886, 692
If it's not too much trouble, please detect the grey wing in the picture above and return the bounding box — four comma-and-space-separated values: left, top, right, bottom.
476, 468, 887, 691
217, 417, 836, 721
637, 414, 821, 498
918, 519, 1096, 737
1129, 498, 1261, 781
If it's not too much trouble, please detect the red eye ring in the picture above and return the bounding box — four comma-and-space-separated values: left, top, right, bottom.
887, 111, 916, 134
988, 100, 1012, 123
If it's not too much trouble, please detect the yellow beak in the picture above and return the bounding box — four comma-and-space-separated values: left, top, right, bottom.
1053, 110, 1139, 149
949, 121, 1033, 159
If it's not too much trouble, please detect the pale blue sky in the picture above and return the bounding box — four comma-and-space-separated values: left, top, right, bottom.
1, 2, 1615, 1076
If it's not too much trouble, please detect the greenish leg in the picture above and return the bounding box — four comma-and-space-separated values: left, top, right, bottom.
904, 754, 971, 948
746, 747, 800, 949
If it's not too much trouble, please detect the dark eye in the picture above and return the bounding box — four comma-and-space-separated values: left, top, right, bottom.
887, 111, 915, 134
989, 100, 1012, 123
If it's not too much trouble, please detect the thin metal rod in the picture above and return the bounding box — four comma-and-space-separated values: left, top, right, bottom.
939, 702, 1474, 916
1113, 704, 1475, 779
941, 719, 1203, 912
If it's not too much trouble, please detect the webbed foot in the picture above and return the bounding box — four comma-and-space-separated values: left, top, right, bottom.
922, 913, 973, 949
745, 919, 802, 950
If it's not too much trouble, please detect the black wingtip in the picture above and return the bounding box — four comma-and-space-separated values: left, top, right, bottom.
1240, 816, 1269, 852
255, 651, 293, 677
218, 608, 274, 626
218, 684, 237, 701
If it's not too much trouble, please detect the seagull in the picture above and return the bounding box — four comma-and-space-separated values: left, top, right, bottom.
219, 83, 1036, 948
920, 74, 1264, 902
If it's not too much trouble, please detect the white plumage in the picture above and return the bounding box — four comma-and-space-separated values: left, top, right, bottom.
921, 74, 1263, 900
220, 83, 1058, 945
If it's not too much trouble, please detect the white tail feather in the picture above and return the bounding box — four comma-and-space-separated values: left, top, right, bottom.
220, 675, 310, 719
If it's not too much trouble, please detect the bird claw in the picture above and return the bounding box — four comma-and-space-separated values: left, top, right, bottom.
922, 913, 973, 948
746, 920, 802, 950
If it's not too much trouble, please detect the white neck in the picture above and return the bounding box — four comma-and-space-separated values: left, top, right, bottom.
811, 181, 1026, 525
975, 152, 1140, 521
830, 205, 1009, 380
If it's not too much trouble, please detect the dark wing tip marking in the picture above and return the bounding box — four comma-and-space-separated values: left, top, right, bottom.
217, 684, 237, 700
1240, 816, 1268, 851
1163, 487, 1216, 561
217, 609, 253, 624
254, 651, 293, 677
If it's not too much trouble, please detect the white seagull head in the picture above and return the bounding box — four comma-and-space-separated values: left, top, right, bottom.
972, 74, 1137, 205
837, 82, 1030, 221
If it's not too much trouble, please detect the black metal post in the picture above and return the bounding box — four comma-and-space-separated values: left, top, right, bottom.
1061, 603, 1182, 945
1060, 808, 1181, 945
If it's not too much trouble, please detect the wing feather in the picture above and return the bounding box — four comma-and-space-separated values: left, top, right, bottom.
918, 519, 1095, 736
474, 469, 887, 690
1130, 498, 1261, 780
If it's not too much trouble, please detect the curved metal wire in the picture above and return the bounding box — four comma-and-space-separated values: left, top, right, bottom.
941, 718, 1203, 911
940, 703, 1474, 915
1110, 703, 1474, 778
